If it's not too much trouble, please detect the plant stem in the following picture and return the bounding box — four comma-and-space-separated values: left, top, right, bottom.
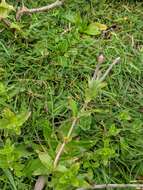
53, 58, 120, 168
34, 176, 47, 190
16, 0, 65, 20
77, 183, 143, 190
53, 102, 88, 168
53, 117, 78, 168
99, 57, 120, 82
1, 18, 11, 27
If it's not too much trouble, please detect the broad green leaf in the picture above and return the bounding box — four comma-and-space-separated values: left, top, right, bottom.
93, 22, 107, 31
56, 164, 68, 173
83, 22, 107, 36
38, 151, 53, 171
2, 108, 15, 119
0, 0, 14, 19
0, 117, 17, 129
23, 159, 48, 176
67, 140, 97, 156
33, 167, 49, 176
0, 109, 31, 135
16, 111, 31, 127
83, 23, 101, 36
11, 162, 24, 177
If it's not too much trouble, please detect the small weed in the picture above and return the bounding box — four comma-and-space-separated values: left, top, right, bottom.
0, 0, 143, 189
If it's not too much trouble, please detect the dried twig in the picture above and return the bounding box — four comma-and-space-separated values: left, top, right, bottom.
53, 112, 81, 168
53, 102, 88, 168
99, 57, 120, 82
0, 29, 4, 33
1, 18, 20, 33
1, 18, 11, 27
77, 183, 143, 190
34, 176, 47, 190
16, 0, 65, 20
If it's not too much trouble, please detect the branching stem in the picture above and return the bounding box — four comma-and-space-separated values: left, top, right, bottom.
16, 0, 65, 20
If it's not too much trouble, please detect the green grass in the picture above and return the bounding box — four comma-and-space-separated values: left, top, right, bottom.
0, 0, 143, 189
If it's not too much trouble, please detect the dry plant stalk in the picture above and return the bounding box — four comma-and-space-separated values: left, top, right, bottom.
1, 18, 11, 27
16, 0, 65, 20
53, 103, 87, 168
77, 183, 143, 190
34, 176, 47, 190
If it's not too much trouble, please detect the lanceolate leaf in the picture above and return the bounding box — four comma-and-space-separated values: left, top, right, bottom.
38, 151, 53, 171
83, 22, 107, 36
68, 97, 78, 117
16, 111, 31, 127
93, 22, 107, 31
83, 23, 101, 36
2, 169, 17, 190
0, 82, 6, 95
23, 159, 49, 176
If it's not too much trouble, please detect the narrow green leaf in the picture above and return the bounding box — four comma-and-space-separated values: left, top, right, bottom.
0, 82, 6, 96
42, 120, 52, 140
68, 97, 78, 117
3, 169, 17, 190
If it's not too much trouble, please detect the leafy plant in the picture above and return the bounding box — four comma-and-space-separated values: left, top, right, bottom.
0, 0, 143, 189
